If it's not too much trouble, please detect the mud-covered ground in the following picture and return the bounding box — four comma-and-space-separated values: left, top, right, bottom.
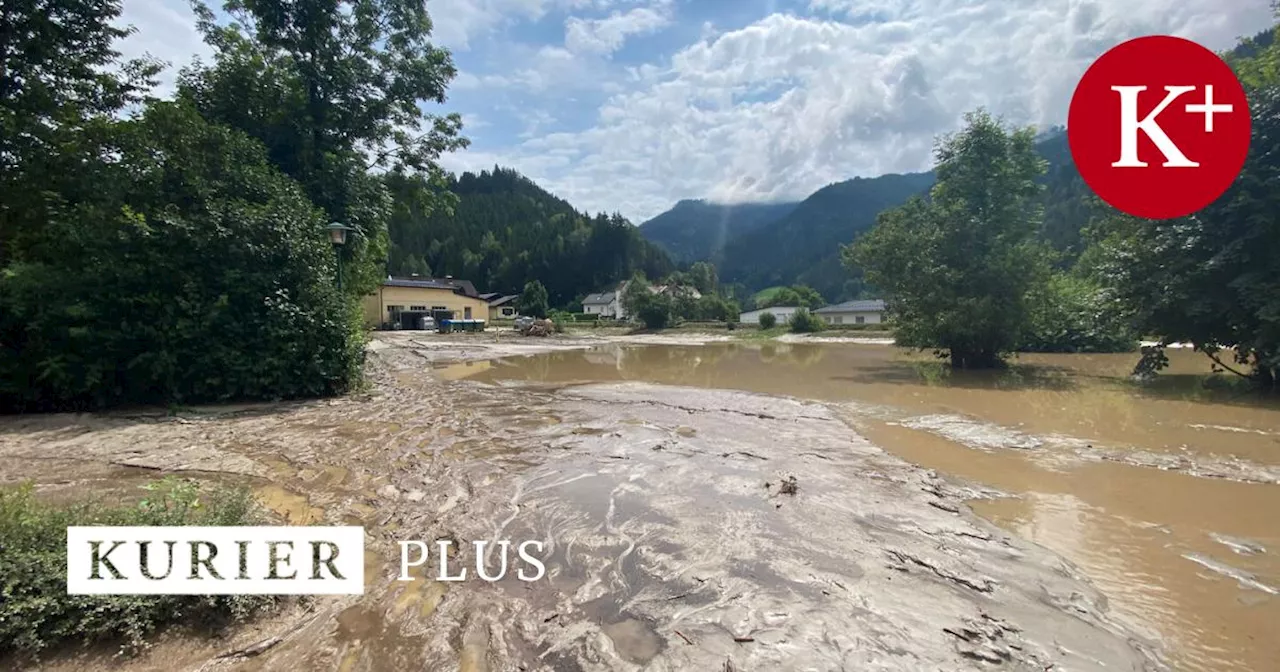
0, 332, 1166, 671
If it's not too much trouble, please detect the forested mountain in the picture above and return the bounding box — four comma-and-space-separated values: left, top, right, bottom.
718, 172, 938, 300
639, 200, 798, 263
385, 167, 674, 307
644, 129, 1094, 302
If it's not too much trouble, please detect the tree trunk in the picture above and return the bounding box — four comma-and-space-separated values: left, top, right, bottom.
950, 348, 1002, 369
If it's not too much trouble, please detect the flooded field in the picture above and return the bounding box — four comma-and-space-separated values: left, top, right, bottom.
466, 341, 1280, 672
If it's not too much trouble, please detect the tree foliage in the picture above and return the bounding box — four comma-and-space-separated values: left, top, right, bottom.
0, 102, 363, 410
848, 111, 1049, 368
1087, 83, 1280, 385
179, 0, 468, 296
621, 275, 673, 329
384, 167, 673, 306
758, 285, 824, 310
788, 308, 824, 334
518, 280, 550, 319
758, 312, 778, 329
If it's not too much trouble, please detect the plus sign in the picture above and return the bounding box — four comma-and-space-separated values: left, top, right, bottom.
1184, 85, 1233, 133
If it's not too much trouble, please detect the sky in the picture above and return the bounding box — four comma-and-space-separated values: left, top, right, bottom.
119, 0, 1274, 222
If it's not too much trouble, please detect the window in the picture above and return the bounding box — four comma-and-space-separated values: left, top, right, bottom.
835, 316, 843, 324
431, 305, 447, 311
464, 307, 472, 319
855, 315, 865, 324
410, 305, 427, 312
502, 307, 515, 316
387, 305, 405, 316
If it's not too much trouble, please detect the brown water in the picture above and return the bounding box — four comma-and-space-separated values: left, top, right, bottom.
465, 342, 1280, 672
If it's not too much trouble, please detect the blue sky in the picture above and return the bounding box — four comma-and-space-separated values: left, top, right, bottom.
120, 0, 1273, 222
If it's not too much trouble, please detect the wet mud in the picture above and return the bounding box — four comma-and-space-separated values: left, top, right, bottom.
471, 340, 1280, 671
5, 333, 1262, 670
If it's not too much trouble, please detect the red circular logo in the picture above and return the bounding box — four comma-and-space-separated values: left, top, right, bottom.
1068, 35, 1251, 220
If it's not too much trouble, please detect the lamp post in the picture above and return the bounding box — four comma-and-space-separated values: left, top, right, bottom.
325, 222, 354, 291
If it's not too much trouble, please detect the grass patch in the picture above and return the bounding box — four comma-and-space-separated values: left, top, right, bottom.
734, 326, 787, 341
0, 477, 278, 657
751, 286, 788, 305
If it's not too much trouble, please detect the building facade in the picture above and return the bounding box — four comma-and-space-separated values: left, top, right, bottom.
362, 277, 489, 328
814, 299, 886, 325
739, 306, 801, 324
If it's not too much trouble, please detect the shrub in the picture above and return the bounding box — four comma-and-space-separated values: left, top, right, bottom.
0, 477, 276, 655
0, 103, 364, 411
758, 312, 778, 329
788, 308, 825, 334
1021, 274, 1136, 353
548, 310, 570, 333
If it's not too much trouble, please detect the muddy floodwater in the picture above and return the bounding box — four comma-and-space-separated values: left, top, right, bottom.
464, 342, 1280, 672
4, 333, 1277, 671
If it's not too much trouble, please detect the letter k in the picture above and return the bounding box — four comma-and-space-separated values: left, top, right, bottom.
1111, 85, 1199, 168
90, 540, 125, 579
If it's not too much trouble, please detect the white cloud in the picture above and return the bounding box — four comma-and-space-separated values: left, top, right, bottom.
474, 0, 1274, 221
113, 0, 1277, 224
565, 3, 673, 55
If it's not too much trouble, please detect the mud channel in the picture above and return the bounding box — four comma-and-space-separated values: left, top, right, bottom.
1, 330, 1275, 671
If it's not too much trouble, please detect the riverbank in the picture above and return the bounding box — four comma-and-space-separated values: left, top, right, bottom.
0, 332, 1168, 670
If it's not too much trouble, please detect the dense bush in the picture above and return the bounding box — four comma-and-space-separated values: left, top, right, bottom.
788, 308, 825, 334
1, 105, 366, 412
621, 277, 673, 329
0, 103, 365, 411
0, 478, 275, 655
758, 312, 778, 329
548, 310, 570, 333
1021, 274, 1136, 353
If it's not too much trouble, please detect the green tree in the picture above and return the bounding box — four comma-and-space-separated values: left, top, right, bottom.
1088, 83, 1280, 386
761, 287, 801, 308
790, 285, 825, 310
846, 110, 1048, 368
179, 0, 468, 296
518, 280, 550, 318
0, 102, 363, 410
758, 311, 778, 329
0, 0, 160, 261
688, 261, 719, 295
622, 275, 672, 329
788, 308, 824, 334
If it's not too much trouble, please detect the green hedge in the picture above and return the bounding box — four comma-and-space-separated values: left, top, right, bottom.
0, 478, 276, 655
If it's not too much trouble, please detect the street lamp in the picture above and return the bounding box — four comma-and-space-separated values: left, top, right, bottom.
325, 222, 354, 291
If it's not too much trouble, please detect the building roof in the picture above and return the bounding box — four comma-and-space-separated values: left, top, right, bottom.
583, 292, 616, 305
383, 277, 480, 298
815, 299, 886, 314
478, 292, 500, 301
488, 294, 518, 307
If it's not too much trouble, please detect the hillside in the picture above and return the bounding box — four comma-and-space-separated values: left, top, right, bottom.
639, 200, 798, 263
385, 167, 673, 307
695, 130, 1094, 301
719, 172, 937, 300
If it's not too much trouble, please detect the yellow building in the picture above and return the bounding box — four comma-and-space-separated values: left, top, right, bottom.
362, 277, 489, 328
480, 293, 519, 321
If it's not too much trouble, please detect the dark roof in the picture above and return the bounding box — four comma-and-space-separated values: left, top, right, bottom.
383, 277, 480, 298
815, 299, 886, 314
488, 295, 518, 307
478, 292, 500, 301
583, 292, 616, 305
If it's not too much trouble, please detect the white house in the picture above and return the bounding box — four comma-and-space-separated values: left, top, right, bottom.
583, 291, 623, 318
814, 299, 886, 325
583, 280, 703, 320
739, 306, 801, 324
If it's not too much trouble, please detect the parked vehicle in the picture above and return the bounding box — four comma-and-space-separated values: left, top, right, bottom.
514, 316, 536, 332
